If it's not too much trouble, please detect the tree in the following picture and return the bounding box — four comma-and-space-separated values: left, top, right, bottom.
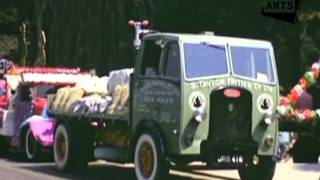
29, 0, 47, 66
0, 0, 319, 91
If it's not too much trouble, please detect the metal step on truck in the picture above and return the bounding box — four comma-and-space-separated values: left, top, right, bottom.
49, 21, 280, 180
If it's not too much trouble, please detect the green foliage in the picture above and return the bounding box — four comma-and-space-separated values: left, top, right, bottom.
0, 0, 19, 34
0, 8, 18, 24
0, 0, 319, 91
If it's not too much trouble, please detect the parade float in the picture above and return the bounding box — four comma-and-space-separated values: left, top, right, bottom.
277, 59, 320, 163
0, 60, 92, 161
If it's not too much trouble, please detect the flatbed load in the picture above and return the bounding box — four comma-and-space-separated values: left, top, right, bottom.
48, 68, 133, 119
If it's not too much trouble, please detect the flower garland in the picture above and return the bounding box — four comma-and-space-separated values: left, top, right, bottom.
0, 61, 90, 86
277, 59, 320, 122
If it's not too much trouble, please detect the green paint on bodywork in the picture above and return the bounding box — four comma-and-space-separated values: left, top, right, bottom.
180, 77, 279, 156
131, 32, 279, 157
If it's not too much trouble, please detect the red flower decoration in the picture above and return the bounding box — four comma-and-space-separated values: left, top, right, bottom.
303, 109, 314, 120
299, 78, 308, 89
280, 96, 290, 106
289, 89, 300, 104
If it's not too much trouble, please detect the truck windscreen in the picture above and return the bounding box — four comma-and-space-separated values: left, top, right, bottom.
230, 46, 275, 83
184, 43, 228, 79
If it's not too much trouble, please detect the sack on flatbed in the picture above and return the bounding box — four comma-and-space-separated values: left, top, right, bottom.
63, 87, 84, 112
76, 76, 109, 95
50, 86, 70, 112
68, 93, 112, 114
106, 84, 129, 115
107, 68, 133, 95
50, 86, 84, 113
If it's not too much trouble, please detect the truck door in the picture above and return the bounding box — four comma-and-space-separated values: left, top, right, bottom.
132, 39, 162, 128
132, 40, 181, 153
158, 42, 182, 151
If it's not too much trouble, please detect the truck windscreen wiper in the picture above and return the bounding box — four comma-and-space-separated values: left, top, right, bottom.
200, 41, 225, 51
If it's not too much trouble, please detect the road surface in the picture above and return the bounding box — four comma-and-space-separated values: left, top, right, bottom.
0, 154, 319, 180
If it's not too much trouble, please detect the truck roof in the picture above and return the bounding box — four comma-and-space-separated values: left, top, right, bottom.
145, 32, 273, 48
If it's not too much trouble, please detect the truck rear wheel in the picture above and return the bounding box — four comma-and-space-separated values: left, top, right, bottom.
54, 123, 90, 171
238, 156, 276, 180
134, 132, 169, 180
24, 127, 42, 161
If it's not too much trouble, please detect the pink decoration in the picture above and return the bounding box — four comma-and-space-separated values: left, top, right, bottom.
299, 78, 308, 89
18, 67, 81, 74
303, 109, 314, 120
29, 117, 56, 147
311, 62, 320, 72
279, 96, 290, 106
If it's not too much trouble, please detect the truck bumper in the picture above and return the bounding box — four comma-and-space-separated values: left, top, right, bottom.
200, 140, 258, 168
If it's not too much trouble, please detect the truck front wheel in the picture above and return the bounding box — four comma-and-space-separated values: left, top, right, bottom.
238, 156, 276, 180
54, 123, 90, 171
134, 132, 169, 180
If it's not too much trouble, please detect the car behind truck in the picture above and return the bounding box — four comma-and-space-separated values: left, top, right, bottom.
50, 25, 280, 180
0, 66, 90, 161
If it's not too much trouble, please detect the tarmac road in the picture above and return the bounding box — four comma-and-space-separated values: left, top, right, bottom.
0, 153, 319, 180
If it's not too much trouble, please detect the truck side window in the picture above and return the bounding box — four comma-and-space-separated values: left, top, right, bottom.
164, 43, 180, 79
140, 40, 161, 76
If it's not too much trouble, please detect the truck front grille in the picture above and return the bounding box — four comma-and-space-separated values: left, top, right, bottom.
209, 88, 252, 142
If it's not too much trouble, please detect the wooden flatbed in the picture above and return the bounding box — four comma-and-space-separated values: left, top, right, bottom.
51, 111, 130, 127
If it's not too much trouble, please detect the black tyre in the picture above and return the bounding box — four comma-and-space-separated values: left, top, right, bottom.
238, 156, 276, 180
54, 123, 91, 171
134, 131, 169, 180
24, 127, 42, 161
0, 135, 9, 157
291, 134, 319, 163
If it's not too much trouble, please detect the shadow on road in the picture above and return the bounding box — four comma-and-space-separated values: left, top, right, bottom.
292, 163, 320, 172
3, 151, 238, 180
19, 163, 137, 180
3, 150, 53, 163
17, 161, 239, 180
189, 171, 239, 180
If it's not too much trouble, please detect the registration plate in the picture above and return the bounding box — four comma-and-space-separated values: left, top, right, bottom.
217, 155, 244, 163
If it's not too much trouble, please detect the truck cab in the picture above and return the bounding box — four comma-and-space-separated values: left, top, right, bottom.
131, 32, 279, 179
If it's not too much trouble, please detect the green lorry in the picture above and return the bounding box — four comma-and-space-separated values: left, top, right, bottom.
51, 24, 280, 180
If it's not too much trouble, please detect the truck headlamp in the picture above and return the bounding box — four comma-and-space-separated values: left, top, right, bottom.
194, 108, 207, 123
253, 155, 259, 165
264, 110, 275, 125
